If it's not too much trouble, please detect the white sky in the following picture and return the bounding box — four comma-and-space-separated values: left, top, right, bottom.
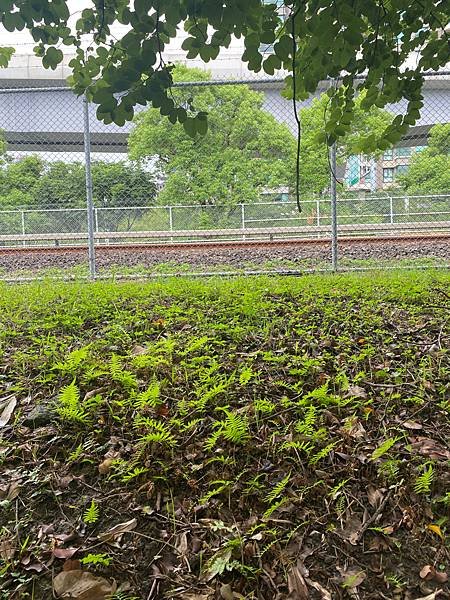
1, 0, 129, 52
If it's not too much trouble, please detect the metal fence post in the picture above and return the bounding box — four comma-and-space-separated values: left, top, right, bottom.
83, 94, 96, 279
94, 207, 99, 233
21, 210, 26, 247
241, 204, 246, 241
330, 143, 338, 271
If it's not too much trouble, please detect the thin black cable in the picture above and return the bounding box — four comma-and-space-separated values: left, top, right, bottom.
290, 6, 302, 213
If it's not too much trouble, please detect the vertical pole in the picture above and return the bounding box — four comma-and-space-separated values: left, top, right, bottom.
330, 143, 338, 271
94, 207, 99, 233
241, 204, 246, 241
83, 94, 96, 279
389, 196, 394, 224
169, 206, 174, 243
21, 210, 26, 247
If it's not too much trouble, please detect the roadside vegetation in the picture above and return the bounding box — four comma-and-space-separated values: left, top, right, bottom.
0, 271, 449, 599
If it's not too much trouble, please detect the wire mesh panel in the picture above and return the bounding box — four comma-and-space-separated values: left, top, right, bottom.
0, 71, 448, 279
338, 71, 450, 269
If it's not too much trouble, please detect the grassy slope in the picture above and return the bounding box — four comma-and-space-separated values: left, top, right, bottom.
0, 271, 449, 600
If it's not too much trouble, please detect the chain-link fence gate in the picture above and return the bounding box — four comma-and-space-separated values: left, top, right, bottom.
0, 72, 448, 280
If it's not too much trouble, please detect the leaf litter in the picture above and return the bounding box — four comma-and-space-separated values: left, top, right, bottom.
0, 272, 448, 599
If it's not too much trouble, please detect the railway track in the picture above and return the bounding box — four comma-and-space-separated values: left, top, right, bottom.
0, 232, 448, 279
0, 231, 449, 255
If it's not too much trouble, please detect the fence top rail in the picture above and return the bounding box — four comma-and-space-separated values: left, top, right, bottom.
0, 193, 448, 214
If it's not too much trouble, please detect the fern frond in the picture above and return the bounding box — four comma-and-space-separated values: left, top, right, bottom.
295, 405, 317, 436
121, 466, 149, 483
263, 498, 287, 520
204, 427, 223, 451
80, 553, 111, 566
57, 380, 88, 423
309, 442, 337, 465
414, 464, 434, 495
328, 478, 349, 499
53, 347, 89, 375
254, 398, 275, 414
280, 440, 313, 454
110, 354, 138, 390
134, 416, 176, 447
265, 472, 291, 504
83, 500, 99, 524
222, 411, 249, 444
370, 437, 399, 461
139, 431, 176, 446
200, 480, 232, 505
133, 380, 161, 409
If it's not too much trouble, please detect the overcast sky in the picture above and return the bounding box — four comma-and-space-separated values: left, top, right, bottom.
1, 0, 129, 52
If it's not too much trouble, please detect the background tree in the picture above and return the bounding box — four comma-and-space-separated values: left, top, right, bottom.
398, 123, 450, 195
0, 1, 447, 152
0, 158, 157, 230
128, 66, 297, 206
299, 93, 392, 194
0, 155, 44, 207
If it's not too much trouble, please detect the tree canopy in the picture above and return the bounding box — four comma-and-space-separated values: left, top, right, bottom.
0, 156, 157, 210
299, 92, 392, 194
128, 65, 297, 205
398, 123, 450, 195
0, 1, 448, 151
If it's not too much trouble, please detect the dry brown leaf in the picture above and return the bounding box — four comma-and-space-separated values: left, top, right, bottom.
53, 547, 78, 559
339, 567, 366, 589
98, 518, 137, 542
220, 584, 234, 600
346, 385, 367, 399
63, 559, 81, 572
420, 565, 436, 580
184, 595, 212, 600
414, 591, 444, 600
367, 486, 384, 508
0, 395, 17, 427
341, 418, 366, 439
403, 421, 423, 430
176, 531, 188, 556
287, 561, 310, 599
98, 458, 114, 475
131, 344, 147, 356
338, 515, 362, 546
306, 579, 332, 600
409, 437, 450, 461
53, 570, 115, 599
0, 538, 16, 560
24, 562, 45, 572
7, 480, 21, 501
83, 388, 104, 401
419, 565, 448, 584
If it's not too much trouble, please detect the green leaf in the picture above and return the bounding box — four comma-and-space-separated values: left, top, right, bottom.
0, 46, 14, 68
183, 117, 197, 137
196, 114, 208, 135
43, 47, 64, 70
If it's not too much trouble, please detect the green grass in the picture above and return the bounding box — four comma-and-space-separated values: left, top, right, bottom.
0, 271, 449, 599
1, 255, 448, 282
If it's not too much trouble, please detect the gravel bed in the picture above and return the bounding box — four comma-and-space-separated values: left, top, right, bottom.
0, 238, 449, 275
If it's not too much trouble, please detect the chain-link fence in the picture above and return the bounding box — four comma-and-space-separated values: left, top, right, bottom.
0, 71, 448, 280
